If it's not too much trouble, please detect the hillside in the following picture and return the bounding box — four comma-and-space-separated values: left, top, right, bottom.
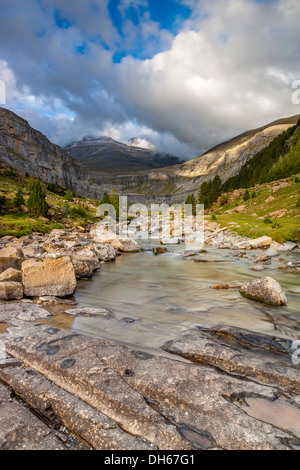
65, 136, 183, 175
208, 175, 300, 243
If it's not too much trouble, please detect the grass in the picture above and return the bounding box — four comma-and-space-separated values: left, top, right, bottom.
207, 174, 300, 243
0, 169, 100, 237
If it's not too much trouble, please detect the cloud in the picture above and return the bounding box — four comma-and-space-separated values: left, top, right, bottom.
0, 0, 300, 159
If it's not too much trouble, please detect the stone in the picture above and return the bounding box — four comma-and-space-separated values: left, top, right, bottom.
71, 259, 94, 280
239, 277, 287, 306
0, 282, 23, 300
0, 257, 24, 274
93, 244, 116, 262
64, 307, 114, 318
0, 382, 67, 450
2, 322, 296, 450
22, 257, 77, 297
111, 238, 141, 253
249, 236, 272, 249
0, 246, 24, 258
0, 268, 22, 282
278, 241, 297, 252
153, 247, 168, 255
265, 196, 275, 203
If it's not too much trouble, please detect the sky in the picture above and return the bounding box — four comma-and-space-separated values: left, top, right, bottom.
0, 0, 300, 159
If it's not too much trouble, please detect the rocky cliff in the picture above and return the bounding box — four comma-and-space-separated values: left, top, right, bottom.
0, 107, 102, 199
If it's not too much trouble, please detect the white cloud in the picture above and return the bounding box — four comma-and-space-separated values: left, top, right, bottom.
0, 0, 300, 159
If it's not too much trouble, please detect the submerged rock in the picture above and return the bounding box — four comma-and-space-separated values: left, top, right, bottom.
239, 277, 287, 306
22, 256, 77, 297
153, 247, 168, 255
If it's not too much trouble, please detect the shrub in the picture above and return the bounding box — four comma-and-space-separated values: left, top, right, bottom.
71, 203, 88, 218
14, 189, 25, 208
243, 190, 250, 202
65, 189, 74, 202
211, 214, 217, 221
0, 195, 6, 212
251, 191, 257, 198
263, 217, 273, 224
28, 180, 49, 217
295, 176, 300, 183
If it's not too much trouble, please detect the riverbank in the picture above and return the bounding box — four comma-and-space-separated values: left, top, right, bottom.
0, 223, 299, 450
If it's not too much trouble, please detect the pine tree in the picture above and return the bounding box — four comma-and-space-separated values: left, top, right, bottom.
14, 189, 25, 208
185, 194, 196, 215
65, 189, 74, 202
243, 189, 250, 202
101, 192, 111, 205
28, 180, 48, 217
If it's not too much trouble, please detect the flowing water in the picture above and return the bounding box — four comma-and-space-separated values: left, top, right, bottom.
71, 241, 300, 352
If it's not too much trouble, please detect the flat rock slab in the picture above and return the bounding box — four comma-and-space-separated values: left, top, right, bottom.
0, 382, 66, 450
163, 328, 300, 394
2, 320, 300, 450
0, 362, 152, 450
0, 303, 51, 322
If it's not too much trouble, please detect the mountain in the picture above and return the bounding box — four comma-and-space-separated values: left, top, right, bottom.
65, 136, 183, 174
0, 107, 102, 199
0, 107, 299, 205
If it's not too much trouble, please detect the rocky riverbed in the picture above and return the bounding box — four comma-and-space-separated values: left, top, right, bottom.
0, 220, 299, 450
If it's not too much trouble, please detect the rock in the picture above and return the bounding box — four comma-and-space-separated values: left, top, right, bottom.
0, 257, 24, 274
111, 238, 141, 253
210, 284, 230, 289
265, 246, 279, 257
22, 257, 77, 297
22, 243, 46, 259
251, 265, 265, 272
234, 205, 246, 213
0, 282, 23, 300
0, 246, 24, 258
153, 247, 168, 255
249, 236, 272, 249
0, 303, 51, 321
278, 241, 297, 252
239, 277, 287, 306
71, 248, 101, 271
0, 268, 22, 282
64, 307, 114, 318
71, 259, 94, 280
2, 322, 296, 450
93, 244, 116, 262
265, 196, 275, 203
0, 383, 67, 450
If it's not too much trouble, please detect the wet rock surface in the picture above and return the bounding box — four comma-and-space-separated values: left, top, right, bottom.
0, 315, 299, 450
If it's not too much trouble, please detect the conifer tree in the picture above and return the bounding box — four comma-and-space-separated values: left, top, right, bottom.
28, 180, 48, 217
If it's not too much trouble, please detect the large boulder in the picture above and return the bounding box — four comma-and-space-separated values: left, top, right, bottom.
22, 257, 76, 297
249, 236, 272, 249
239, 277, 287, 306
0, 281, 23, 300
